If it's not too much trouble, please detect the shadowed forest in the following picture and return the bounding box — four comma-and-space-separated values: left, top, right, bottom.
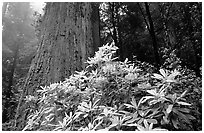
2, 2, 202, 131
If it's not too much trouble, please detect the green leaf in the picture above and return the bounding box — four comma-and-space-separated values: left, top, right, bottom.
159, 69, 166, 78
139, 96, 154, 104
103, 107, 109, 116
147, 89, 157, 96
177, 101, 191, 106
124, 103, 134, 108
143, 119, 149, 128
83, 114, 88, 118
153, 128, 168, 131
161, 116, 169, 124
73, 112, 81, 120
125, 123, 137, 127
179, 90, 188, 98
186, 114, 196, 120
124, 117, 137, 125
166, 104, 173, 114
165, 79, 176, 83
93, 99, 100, 107
173, 108, 191, 124
149, 123, 154, 130
171, 119, 179, 129
93, 119, 103, 130
146, 119, 157, 124
167, 70, 180, 80
137, 118, 143, 125
137, 124, 146, 131
44, 107, 55, 114
152, 74, 164, 80
130, 97, 138, 109
176, 108, 190, 113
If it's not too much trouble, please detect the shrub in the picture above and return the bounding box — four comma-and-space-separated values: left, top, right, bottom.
23, 42, 201, 131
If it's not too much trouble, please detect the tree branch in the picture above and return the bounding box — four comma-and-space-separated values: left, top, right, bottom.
137, 3, 151, 33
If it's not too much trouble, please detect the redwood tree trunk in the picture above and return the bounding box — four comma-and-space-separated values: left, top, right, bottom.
15, 2, 100, 130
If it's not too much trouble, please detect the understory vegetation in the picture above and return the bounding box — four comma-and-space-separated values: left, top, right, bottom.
22, 43, 202, 131
2, 2, 202, 131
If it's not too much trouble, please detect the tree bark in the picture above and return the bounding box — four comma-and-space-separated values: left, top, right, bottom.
15, 2, 100, 130
115, 3, 124, 61
145, 2, 160, 69
109, 2, 123, 60
110, 3, 118, 46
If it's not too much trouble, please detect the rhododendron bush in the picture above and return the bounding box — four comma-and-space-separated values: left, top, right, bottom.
23, 43, 202, 131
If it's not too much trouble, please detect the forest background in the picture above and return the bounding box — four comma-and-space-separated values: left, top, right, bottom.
1, 1, 202, 131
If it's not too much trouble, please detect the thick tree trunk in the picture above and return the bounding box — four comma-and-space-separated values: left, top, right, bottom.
15, 2, 100, 130
145, 2, 160, 69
